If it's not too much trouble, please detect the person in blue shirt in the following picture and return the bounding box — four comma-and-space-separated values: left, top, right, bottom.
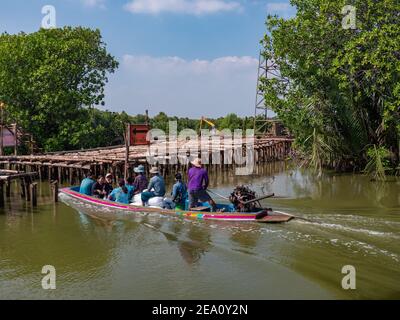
125, 176, 135, 201
141, 167, 166, 206
171, 173, 187, 210
108, 179, 130, 204
79, 171, 95, 195
163, 173, 187, 210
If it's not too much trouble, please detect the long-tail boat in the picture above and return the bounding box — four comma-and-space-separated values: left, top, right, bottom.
59, 187, 294, 223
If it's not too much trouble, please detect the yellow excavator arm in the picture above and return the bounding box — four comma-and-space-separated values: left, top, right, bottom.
200, 117, 216, 129
199, 117, 219, 135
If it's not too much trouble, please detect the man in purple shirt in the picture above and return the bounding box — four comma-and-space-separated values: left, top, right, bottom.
188, 158, 217, 211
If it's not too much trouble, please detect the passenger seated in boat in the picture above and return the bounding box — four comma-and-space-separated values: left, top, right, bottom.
133, 165, 148, 195
79, 171, 95, 196
163, 173, 187, 210
172, 173, 188, 210
125, 177, 135, 201
141, 167, 166, 206
92, 175, 107, 199
108, 179, 130, 204
188, 158, 217, 212
104, 173, 114, 196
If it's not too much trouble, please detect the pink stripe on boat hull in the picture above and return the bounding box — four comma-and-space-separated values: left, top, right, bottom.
203, 214, 255, 220
60, 188, 258, 221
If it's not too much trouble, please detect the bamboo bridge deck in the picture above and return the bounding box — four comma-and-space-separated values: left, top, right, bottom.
0, 136, 293, 184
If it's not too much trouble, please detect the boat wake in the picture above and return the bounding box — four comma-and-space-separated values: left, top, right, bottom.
60, 193, 400, 266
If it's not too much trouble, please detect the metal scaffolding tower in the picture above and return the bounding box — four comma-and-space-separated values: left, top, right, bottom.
253, 51, 270, 135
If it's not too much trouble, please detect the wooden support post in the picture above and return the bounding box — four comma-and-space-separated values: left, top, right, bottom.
69, 168, 73, 185
30, 182, 37, 207
0, 181, 4, 208
112, 166, 116, 181
165, 159, 169, 176
13, 123, 18, 156
51, 181, 59, 203
125, 124, 130, 179
20, 178, 25, 199
24, 177, 30, 202
5, 180, 11, 198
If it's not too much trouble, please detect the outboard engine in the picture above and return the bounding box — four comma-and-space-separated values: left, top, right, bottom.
229, 185, 261, 212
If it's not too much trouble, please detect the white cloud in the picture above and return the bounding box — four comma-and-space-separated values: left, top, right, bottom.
266, 2, 295, 18
124, 0, 242, 15
105, 54, 259, 117
81, 0, 106, 9
266, 3, 290, 11
266, 2, 296, 19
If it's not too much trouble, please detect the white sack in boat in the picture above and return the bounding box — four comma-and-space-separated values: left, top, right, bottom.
148, 197, 164, 208
130, 194, 142, 206
129, 193, 164, 208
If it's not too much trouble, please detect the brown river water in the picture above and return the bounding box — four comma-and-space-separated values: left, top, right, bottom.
0, 162, 399, 299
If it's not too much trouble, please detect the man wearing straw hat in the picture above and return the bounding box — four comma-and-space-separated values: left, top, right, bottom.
141, 167, 166, 206
188, 158, 217, 211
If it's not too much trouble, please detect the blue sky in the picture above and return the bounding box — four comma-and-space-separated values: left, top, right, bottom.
0, 0, 296, 117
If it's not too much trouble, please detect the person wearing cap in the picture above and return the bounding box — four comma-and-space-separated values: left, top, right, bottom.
104, 173, 114, 196
188, 158, 217, 211
79, 171, 95, 196
133, 165, 148, 194
141, 167, 166, 206
171, 172, 188, 210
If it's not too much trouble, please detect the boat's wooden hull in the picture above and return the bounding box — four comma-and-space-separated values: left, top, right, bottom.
59, 188, 294, 223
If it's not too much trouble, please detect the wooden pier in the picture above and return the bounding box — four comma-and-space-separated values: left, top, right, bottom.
0, 136, 293, 187
0, 170, 38, 208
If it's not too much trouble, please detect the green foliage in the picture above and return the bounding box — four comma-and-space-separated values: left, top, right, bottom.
304, 128, 335, 176
148, 113, 254, 134
364, 145, 390, 181
216, 114, 254, 132
0, 27, 118, 151
217, 113, 242, 131
261, 0, 400, 172
150, 112, 171, 133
